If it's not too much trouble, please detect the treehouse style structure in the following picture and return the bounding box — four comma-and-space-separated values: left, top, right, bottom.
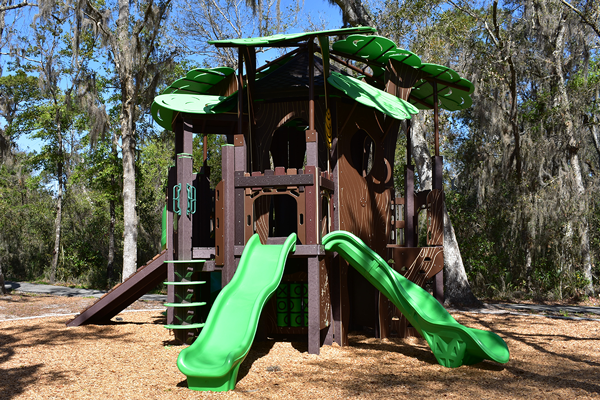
68, 27, 474, 354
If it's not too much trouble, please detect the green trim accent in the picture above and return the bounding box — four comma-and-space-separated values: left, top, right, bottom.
164, 281, 207, 285
165, 323, 206, 330
208, 27, 376, 47
161, 205, 167, 251
173, 184, 182, 216
164, 302, 207, 308
328, 72, 419, 120
187, 183, 196, 216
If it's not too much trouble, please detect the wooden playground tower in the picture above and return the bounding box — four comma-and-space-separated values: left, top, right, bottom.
68, 27, 474, 355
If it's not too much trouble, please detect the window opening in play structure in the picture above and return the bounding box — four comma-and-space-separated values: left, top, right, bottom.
270, 119, 308, 170
269, 194, 298, 239
349, 129, 374, 177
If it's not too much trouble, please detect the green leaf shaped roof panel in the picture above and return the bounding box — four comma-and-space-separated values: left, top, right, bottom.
332, 35, 397, 62
167, 78, 215, 94
186, 67, 235, 81
387, 49, 422, 67
418, 63, 460, 81
208, 27, 376, 47
151, 101, 174, 129
439, 89, 473, 111
328, 72, 419, 120
151, 94, 228, 130
155, 94, 226, 114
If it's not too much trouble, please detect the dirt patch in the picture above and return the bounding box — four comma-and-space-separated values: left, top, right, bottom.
0, 293, 599, 399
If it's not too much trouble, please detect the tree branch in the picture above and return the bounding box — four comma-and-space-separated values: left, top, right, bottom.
560, 0, 600, 39
0, 0, 36, 12
447, 0, 500, 47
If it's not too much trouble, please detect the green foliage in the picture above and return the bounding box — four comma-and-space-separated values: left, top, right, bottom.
0, 158, 54, 281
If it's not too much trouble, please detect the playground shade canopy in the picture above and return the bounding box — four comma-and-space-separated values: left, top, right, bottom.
150, 28, 474, 130
327, 72, 419, 120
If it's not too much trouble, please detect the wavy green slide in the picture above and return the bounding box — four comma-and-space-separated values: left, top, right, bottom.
177, 233, 297, 391
322, 230, 509, 368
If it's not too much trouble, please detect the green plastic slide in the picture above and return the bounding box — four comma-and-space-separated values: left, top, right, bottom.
322, 230, 509, 367
177, 233, 297, 391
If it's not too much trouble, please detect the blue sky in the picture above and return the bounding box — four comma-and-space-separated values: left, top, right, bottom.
13, 0, 345, 153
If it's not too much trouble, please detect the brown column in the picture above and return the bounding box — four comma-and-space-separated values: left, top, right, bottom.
222, 145, 236, 286
166, 165, 176, 326
308, 256, 321, 354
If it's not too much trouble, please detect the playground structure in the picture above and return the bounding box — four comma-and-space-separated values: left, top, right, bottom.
67, 27, 509, 390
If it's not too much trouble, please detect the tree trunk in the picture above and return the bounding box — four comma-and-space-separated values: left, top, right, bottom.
121, 118, 137, 280
552, 11, 594, 295
442, 203, 481, 306
329, 0, 373, 26
411, 115, 481, 306
107, 134, 119, 286
116, 0, 138, 282
0, 261, 6, 295
49, 115, 64, 285
50, 177, 62, 284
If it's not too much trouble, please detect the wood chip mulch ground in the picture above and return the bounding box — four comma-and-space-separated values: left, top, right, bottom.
1, 293, 599, 399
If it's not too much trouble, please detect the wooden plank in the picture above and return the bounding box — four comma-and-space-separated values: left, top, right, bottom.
234, 174, 314, 188
191, 247, 216, 259
67, 251, 167, 327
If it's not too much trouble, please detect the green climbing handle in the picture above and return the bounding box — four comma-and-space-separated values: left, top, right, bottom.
173, 183, 182, 216
187, 183, 196, 215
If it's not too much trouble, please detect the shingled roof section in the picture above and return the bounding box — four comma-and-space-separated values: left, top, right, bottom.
253, 50, 346, 97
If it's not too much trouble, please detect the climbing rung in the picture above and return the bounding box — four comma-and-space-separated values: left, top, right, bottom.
164, 302, 207, 308
164, 323, 205, 330
164, 281, 206, 286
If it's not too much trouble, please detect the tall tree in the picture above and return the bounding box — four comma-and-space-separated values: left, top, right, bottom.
44, 0, 179, 280
443, 0, 598, 298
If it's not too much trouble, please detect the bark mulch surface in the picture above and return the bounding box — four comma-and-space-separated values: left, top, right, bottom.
1, 293, 599, 399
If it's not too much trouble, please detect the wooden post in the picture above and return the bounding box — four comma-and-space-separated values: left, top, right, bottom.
308, 256, 320, 354
222, 145, 236, 287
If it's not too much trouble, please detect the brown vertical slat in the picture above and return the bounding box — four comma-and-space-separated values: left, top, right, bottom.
308, 256, 320, 355
235, 171, 245, 246
166, 166, 176, 326
214, 180, 224, 266
319, 256, 331, 330
222, 145, 236, 286
304, 166, 318, 245
404, 165, 415, 247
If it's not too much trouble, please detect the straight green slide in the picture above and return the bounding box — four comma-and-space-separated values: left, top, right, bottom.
322, 230, 509, 368
177, 233, 297, 391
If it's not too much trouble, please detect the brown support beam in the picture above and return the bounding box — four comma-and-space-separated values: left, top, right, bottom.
433, 81, 440, 157
236, 47, 246, 172
222, 145, 236, 286
166, 165, 176, 326
308, 256, 321, 354
306, 38, 318, 167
